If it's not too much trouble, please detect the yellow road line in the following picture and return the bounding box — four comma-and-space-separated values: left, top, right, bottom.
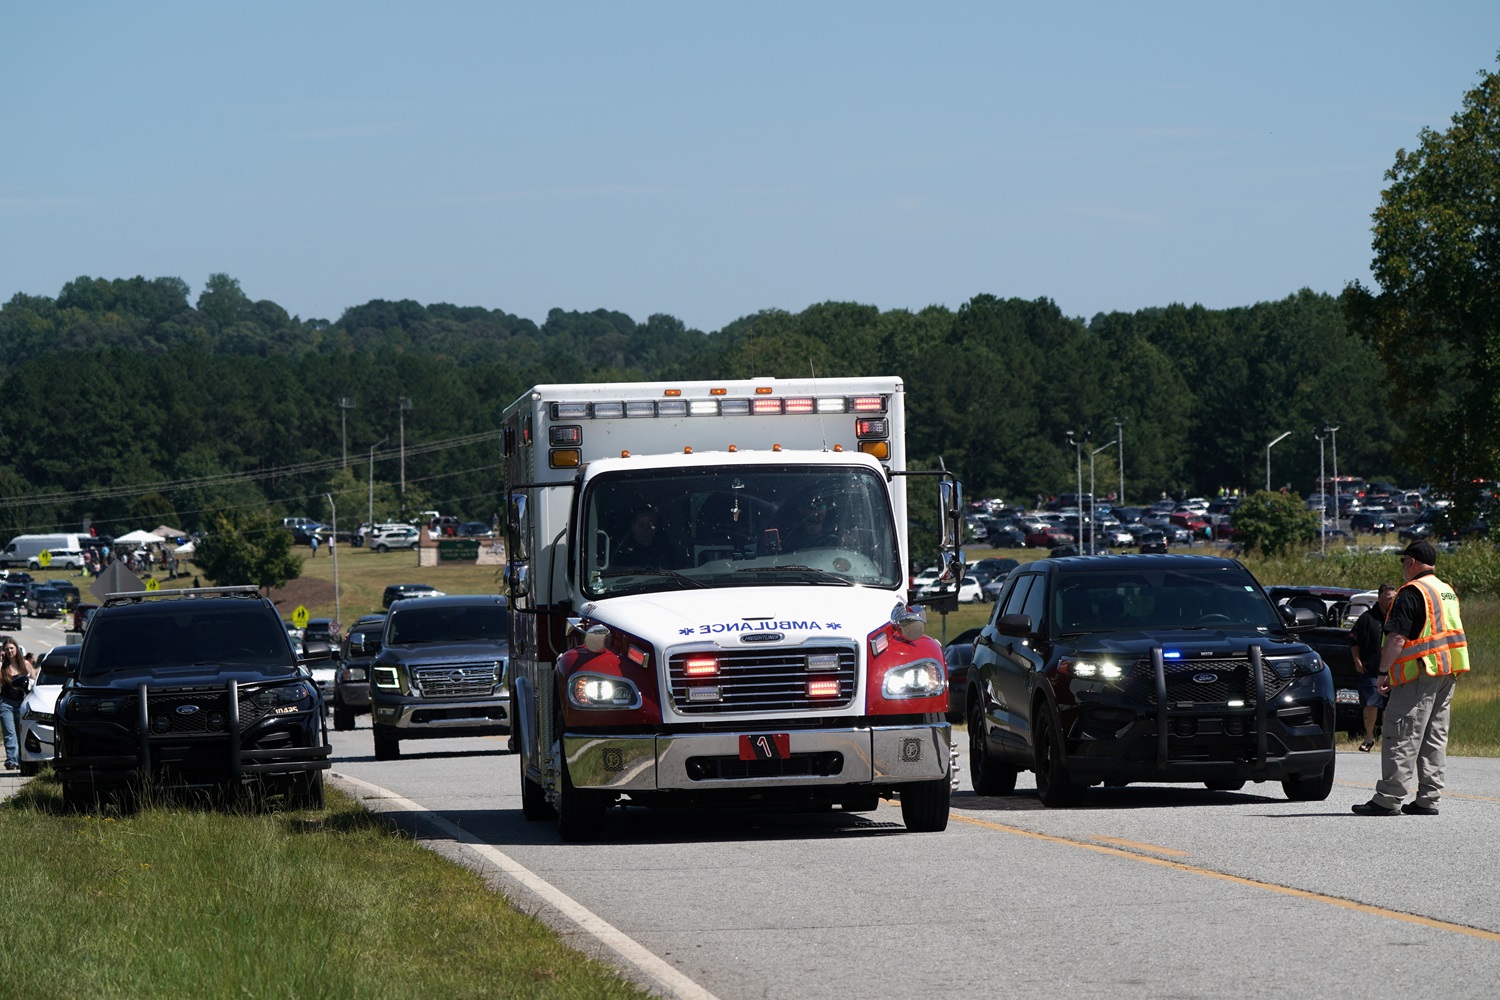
951, 811, 1500, 943
1090, 835, 1189, 856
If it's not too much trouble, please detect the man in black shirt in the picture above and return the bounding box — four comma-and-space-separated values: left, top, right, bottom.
1348, 583, 1396, 751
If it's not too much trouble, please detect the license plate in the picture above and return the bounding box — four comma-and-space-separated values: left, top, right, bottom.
739, 733, 791, 761
1336, 688, 1360, 704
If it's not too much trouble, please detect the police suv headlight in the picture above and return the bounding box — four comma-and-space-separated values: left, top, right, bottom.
1059, 657, 1124, 681
1265, 652, 1325, 678
567, 673, 642, 710
66, 696, 128, 719
882, 658, 945, 698
250, 682, 316, 710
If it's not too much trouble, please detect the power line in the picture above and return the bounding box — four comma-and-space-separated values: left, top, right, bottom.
0, 430, 499, 509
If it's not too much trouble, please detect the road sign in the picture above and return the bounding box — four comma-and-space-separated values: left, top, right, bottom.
145, 578, 159, 591
292, 604, 310, 629
37, 549, 51, 568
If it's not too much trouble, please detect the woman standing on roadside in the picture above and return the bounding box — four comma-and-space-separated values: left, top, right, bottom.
0, 636, 33, 771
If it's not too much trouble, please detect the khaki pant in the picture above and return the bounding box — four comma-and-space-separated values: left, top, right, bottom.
1373, 671, 1457, 809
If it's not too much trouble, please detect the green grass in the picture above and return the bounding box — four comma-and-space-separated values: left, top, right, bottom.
0, 777, 654, 1000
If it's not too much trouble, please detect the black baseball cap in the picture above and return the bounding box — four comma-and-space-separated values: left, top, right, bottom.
1399, 540, 1437, 565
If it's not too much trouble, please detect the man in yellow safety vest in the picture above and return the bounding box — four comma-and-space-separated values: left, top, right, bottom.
1352, 539, 1469, 816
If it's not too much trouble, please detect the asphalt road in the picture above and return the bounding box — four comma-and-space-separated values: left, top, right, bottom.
327, 721, 1500, 1000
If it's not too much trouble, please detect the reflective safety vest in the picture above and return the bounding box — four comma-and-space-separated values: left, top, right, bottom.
1388, 573, 1469, 686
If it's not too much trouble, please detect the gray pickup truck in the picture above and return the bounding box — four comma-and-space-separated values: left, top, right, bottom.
368, 594, 510, 760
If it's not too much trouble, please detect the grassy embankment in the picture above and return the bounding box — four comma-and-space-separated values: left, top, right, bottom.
0, 779, 652, 999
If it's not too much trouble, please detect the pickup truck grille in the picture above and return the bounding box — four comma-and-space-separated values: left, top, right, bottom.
667, 646, 858, 713
414, 662, 499, 699
1127, 657, 1291, 706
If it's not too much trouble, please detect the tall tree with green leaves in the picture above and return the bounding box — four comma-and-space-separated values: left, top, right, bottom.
193, 512, 303, 594
1343, 60, 1500, 516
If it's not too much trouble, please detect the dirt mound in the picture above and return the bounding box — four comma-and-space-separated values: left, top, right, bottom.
267, 576, 336, 617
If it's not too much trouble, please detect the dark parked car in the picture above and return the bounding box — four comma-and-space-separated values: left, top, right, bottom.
332, 613, 386, 731
47, 578, 81, 609
1264, 585, 1375, 739
1, 580, 29, 604
26, 586, 66, 618
53, 585, 334, 811
382, 583, 445, 608
965, 554, 1336, 806
1350, 510, 1396, 534
369, 594, 510, 760
457, 521, 494, 539
1137, 530, 1169, 554
0, 601, 19, 631
943, 628, 981, 722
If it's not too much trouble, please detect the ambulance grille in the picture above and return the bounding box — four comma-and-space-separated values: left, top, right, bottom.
668, 646, 858, 713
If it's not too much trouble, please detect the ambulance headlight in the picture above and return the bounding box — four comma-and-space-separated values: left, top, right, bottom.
882, 659, 945, 698
567, 673, 643, 710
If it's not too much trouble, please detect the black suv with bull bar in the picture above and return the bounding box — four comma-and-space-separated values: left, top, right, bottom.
965, 554, 1336, 806
53, 586, 333, 811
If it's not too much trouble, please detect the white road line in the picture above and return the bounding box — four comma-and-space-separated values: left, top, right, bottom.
331, 771, 723, 1000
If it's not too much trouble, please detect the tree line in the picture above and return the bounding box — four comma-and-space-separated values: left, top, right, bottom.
0, 275, 1401, 542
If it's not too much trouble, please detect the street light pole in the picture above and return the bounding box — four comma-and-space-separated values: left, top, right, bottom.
1114, 417, 1126, 507
1266, 431, 1293, 492
1066, 430, 1087, 550
398, 396, 412, 520
368, 435, 390, 528
325, 492, 340, 629
1091, 441, 1112, 554
1315, 431, 1327, 557
1325, 424, 1341, 524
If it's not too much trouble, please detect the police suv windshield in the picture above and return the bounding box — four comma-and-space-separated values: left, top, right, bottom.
78, 604, 298, 679
581, 465, 903, 597
1049, 563, 1284, 637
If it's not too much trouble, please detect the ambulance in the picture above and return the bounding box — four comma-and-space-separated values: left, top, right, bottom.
502, 377, 963, 841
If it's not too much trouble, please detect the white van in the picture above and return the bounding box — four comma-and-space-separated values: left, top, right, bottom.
1, 534, 85, 568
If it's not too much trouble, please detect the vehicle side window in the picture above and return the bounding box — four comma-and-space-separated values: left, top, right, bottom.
1019, 575, 1048, 632
990, 575, 1026, 620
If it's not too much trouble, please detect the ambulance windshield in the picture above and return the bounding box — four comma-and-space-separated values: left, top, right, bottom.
581, 465, 903, 597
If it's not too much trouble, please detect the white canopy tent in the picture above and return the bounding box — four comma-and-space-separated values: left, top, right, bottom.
115, 529, 164, 546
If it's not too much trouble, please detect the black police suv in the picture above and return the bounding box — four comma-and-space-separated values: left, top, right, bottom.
53, 586, 334, 811
966, 554, 1336, 806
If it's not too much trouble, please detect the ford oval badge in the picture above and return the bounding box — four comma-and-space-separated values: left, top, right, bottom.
175, 704, 201, 715
1192, 673, 1218, 684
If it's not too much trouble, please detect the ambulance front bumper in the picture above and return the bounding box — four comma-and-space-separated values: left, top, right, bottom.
563, 723, 951, 791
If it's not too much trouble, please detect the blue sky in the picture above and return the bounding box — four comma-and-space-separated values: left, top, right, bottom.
4, 3, 1498, 331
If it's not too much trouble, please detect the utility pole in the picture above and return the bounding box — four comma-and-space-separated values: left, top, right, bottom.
338, 397, 354, 469
398, 396, 412, 520
368, 435, 389, 528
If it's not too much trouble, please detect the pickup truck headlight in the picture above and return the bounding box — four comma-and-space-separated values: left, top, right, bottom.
372, 666, 401, 691
1265, 652, 1325, 678
567, 673, 642, 710
882, 658, 945, 698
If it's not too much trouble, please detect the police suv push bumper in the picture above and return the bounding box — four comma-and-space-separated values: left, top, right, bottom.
563, 723, 951, 791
